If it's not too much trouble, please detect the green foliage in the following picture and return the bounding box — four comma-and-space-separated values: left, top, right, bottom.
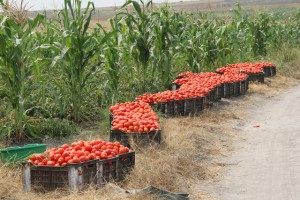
35, 118, 79, 138
49, 0, 102, 123
0, 13, 45, 141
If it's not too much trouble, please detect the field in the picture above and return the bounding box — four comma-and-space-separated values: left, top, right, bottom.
1, 0, 300, 199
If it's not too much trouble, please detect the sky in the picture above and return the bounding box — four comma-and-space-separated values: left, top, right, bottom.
10, 0, 195, 11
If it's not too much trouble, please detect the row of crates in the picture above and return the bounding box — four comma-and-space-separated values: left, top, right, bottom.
22, 152, 135, 192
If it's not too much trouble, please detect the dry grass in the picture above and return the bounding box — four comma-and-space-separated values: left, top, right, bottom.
248, 74, 298, 96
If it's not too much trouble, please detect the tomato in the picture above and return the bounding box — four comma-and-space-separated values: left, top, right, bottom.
119, 147, 127, 154
61, 162, 67, 166
84, 145, 93, 152
33, 160, 39, 165
100, 153, 108, 160
65, 156, 71, 163
57, 157, 65, 164
93, 144, 101, 150
72, 158, 80, 163
53, 154, 61, 161
62, 152, 70, 158
47, 161, 55, 166
79, 156, 88, 162
55, 148, 64, 155
74, 145, 82, 151
61, 144, 69, 149
105, 149, 111, 155
88, 154, 96, 160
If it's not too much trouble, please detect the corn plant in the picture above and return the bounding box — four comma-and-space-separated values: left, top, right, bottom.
120, 0, 155, 93
50, 0, 106, 123
0, 12, 44, 141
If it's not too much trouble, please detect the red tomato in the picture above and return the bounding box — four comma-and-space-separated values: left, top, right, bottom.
79, 156, 88, 162
57, 157, 65, 164
47, 161, 55, 166
119, 147, 127, 154
100, 153, 108, 160
61, 144, 69, 149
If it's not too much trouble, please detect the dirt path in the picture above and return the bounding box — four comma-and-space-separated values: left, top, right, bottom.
201, 83, 300, 200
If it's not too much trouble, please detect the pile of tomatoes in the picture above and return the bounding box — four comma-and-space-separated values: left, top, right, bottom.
173, 72, 223, 86
216, 62, 275, 74
28, 140, 130, 166
219, 71, 248, 83
137, 73, 224, 104
110, 102, 160, 133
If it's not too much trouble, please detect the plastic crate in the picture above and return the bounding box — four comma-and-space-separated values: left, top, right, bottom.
174, 100, 185, 116
263, 66, 276, 77
222, 83, 234, 98
1, 144, 46, 163
171, 83, 180, 91
184, 98, 195, 115
209, 89, 215, 103
194, 97, 204, 113
272, 67, 277, 76
116, 152, 135, 181
214, 86, 222, 102
22, 159, 98, 192
204, 93, 211, 108
232, 82, 240, 97
110, 130, 161, 148
220, 83, 225, 98
98, 157, 117, 185
246, 72, 264, 83
240, 79, 248, 95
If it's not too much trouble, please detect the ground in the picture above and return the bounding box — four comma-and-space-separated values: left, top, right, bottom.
200, 78, 300, 199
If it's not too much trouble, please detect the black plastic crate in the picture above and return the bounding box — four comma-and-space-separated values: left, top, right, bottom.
98, 157, 117, 185
220, 83, 225, 98
272, 67, 276, 76
153, 102, 166, 114
204, 93, 211, 108
194, 97, 204, 113
171, 83, 180, 91
240, 79, 248, 95
223, 83, 234, 98
209, 89, 215, 102
246, 72, 264, 83
183, 98, 195, 115
116, 152, 135, 181
232, 82, 240, 97
110, 130, 161, 148
174, 100, 185, 116
23, 159, 98, 192
263, 66, 276, 77
214, 86, 222, 102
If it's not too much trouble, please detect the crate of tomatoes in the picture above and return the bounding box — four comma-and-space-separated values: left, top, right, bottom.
109, 102, 161, 147
22, 140, 134, 192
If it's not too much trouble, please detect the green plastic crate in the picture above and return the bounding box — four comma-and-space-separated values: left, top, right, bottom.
0, 144, 46, 163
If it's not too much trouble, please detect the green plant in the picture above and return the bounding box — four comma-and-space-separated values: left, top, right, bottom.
50, 0, 103, 123
0, 3, 44, 141
35, 118, 79, 138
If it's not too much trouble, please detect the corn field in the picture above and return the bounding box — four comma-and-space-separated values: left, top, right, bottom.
0, 0, 300, 142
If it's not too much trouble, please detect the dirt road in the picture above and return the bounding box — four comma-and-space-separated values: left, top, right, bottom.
202, 84, 300, 200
